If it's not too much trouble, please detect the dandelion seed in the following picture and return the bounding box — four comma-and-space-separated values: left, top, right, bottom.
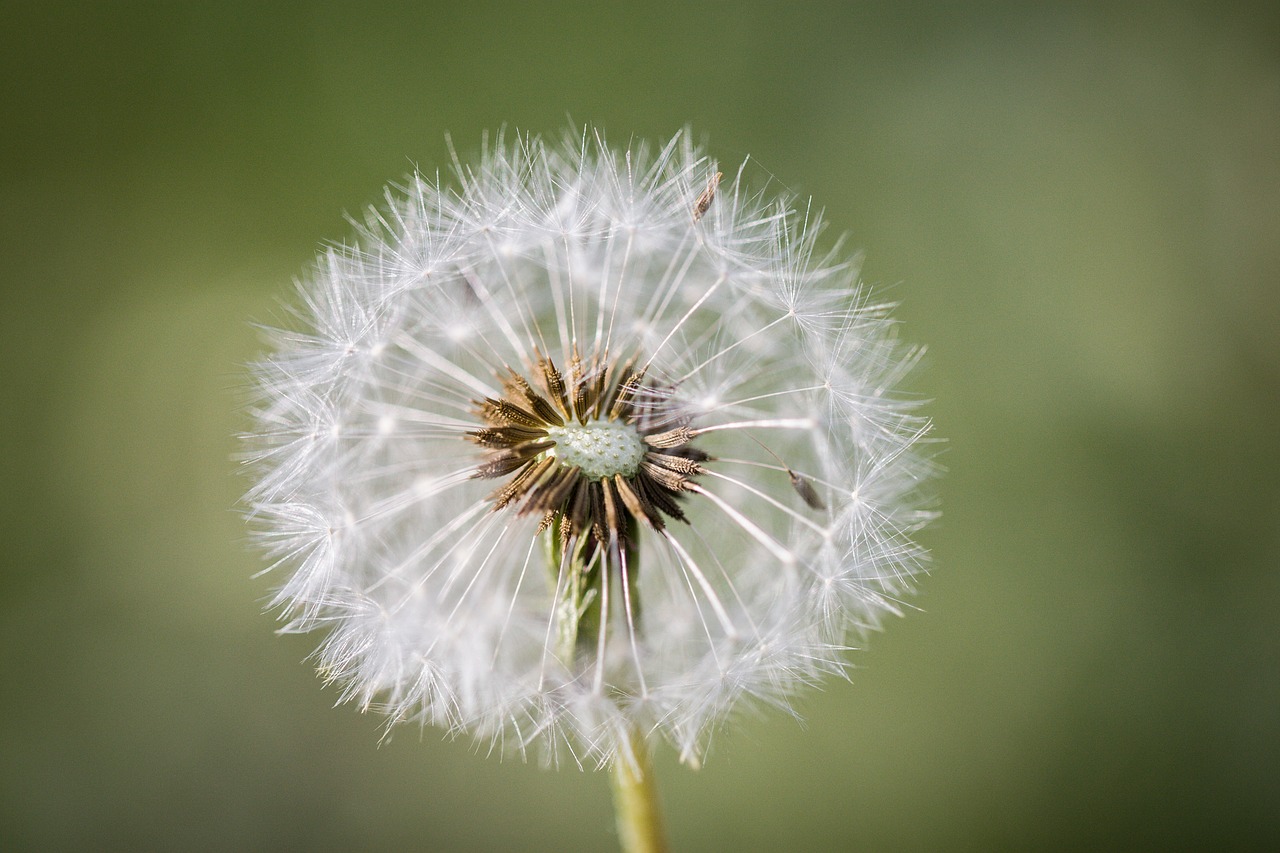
243, 127, 936, 776
692, 170, 722, 222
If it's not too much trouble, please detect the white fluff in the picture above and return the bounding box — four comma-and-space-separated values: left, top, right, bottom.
244, 128, 936, 768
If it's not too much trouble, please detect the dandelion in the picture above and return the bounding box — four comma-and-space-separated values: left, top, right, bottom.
244, 127, 935, 849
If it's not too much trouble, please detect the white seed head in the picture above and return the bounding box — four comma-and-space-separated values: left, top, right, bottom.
243, 127, 937, 768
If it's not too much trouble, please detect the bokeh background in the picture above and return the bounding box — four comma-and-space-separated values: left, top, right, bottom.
3, 2, 1277, 850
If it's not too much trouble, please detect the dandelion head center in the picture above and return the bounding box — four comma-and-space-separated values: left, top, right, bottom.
546, 420, 645, 480
467, 353, 708, 540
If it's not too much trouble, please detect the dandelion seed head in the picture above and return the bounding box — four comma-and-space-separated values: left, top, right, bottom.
244, 127, 936, 767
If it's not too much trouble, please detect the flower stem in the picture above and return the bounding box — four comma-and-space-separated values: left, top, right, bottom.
609, 728, 669, 853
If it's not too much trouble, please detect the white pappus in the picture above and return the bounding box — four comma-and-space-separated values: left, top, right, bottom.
243, 128, 936, 769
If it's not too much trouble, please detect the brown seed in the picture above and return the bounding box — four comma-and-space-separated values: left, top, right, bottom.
644, 427, 694, 449
693, 171, 723, 223
789, 470, 827, 511
537, 357, 571, 418
479, 398, 542, 429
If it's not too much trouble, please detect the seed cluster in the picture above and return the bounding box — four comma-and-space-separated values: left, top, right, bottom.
469, 352, 707, 546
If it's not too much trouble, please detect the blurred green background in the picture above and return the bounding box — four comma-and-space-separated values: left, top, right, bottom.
3, 2, 1277, 850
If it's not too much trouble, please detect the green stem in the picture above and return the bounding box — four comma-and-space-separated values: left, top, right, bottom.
609, 727, 669, 853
